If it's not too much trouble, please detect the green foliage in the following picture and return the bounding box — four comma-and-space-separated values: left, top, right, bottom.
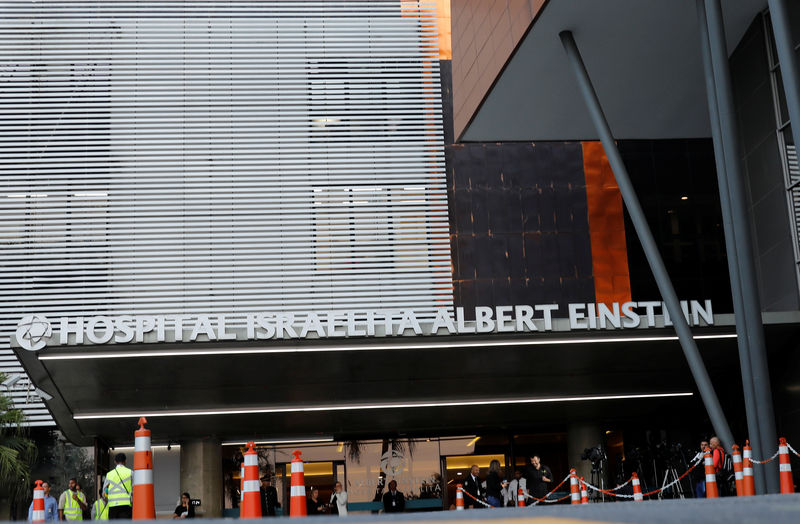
0, 377, 37, 509
37, 432, 94, 499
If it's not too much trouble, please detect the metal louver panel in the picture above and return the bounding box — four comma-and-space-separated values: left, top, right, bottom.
0, 1, 451, 425
788, 144, 800, 258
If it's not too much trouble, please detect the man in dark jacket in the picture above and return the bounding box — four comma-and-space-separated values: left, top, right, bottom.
260, 476, 281, 516
382, 480, 404, 513
462, 465, 484, 508
525, 456, 552, 500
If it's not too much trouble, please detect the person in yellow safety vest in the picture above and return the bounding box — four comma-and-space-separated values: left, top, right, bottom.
91, 488, 109, 521
102, 453, 133, 519
59, 478, 88, 521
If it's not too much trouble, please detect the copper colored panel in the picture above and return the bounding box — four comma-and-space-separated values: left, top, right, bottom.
582, 141, 632, 304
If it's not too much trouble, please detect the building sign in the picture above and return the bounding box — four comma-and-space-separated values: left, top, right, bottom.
13, 300, 714, 351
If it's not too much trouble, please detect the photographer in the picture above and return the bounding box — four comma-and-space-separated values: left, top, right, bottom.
524, 456, 552, 501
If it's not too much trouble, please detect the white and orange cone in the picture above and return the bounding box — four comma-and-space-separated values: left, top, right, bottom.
779, 438, 794, 494
241, 442, 262, 518
703, 447, 719, 498
290, 450, 307, 517
732, 445, 745, 496
742, 440, 756, 496
132, 417, 155, 520
32, 480, 45, 524
239, 464, 246, 517
569, 469, 580, 505
517, 487, 525, 507
580, 476, 588, 504
632, 472, 643, 501
456, 484, 464, 510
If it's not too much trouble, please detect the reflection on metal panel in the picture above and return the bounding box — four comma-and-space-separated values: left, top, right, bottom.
0, 1, 451, 424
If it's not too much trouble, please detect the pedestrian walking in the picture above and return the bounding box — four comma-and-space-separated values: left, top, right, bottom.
329, 481, 348, 517
382, 480, 404, 513
76, 482, 90, 520
173, 493, 195, 519
525, 456, 552, 501
503, 470, 528, 506
462, 465, 484, 508
306, 488, 325, 515
694, 440, 709, 498
28, 481, 57, 522
259, 476, 280, 517
59, 478, 88, 521
103, 453, 132, 519
91, 488, 109, 521
486, 460, 504, 507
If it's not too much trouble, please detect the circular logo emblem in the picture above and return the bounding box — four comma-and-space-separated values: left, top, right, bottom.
16, 315, 51, 351
380, 449, 406, 477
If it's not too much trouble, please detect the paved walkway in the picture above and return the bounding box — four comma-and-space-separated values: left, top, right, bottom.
224, 495, 800, 523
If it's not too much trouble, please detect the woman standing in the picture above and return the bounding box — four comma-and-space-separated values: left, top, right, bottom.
173, 493, 195, 519
486, 460, 505, 508
329, 481, 348, 517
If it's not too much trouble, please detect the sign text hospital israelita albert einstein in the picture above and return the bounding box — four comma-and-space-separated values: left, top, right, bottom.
14, 300, 715, 351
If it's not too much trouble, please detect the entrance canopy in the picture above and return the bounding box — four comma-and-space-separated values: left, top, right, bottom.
14, 314, 800, 446
459, 0, 765, 142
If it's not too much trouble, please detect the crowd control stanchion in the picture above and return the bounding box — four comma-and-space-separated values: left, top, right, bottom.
569, 469, 580, 505
743, 441, 756, 496
132, 417, 155, 520
241, 442, 262, 518
517, 488, 525, 507
732, 445, 745, 496
32, 480, 45, 524
290, 450, 307, 517
580, 477, 588, 504
455, 485, 464, 510
779, 438, 794, 494
631, 472, 643, 501
703, 447, 719, 499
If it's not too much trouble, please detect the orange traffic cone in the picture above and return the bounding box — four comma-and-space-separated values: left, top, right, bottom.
239, 464, 246, 517
241, 442, 262, 518
580, 477, 588, 504
32, 480, 45, 524
569, 469, 580, 505
290, 450, 307, 517
703, 447, 719, 498
456, 484, 464, 510
132, 417, 155, 520
732, 445, 745, 496
516, 487, 525, 507
779, 438, 794, 494
742, 440, 755, 496
632, 472, 643, 501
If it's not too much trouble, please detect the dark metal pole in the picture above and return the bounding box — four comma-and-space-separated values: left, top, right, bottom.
696, 0, 767, 493
704, 0, 780, 493
768, 0, 800, 152
559, 30, 735, 451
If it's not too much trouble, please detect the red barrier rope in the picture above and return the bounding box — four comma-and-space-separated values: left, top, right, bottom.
460, 489, 493, 508
528, 474, 571, 504
641, 461, 699, 497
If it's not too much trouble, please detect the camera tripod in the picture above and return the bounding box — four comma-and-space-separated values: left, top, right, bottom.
657, 464, 686, 499
589, 460, 606, 503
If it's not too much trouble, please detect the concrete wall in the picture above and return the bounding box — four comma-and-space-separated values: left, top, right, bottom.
109, 446, 181, 518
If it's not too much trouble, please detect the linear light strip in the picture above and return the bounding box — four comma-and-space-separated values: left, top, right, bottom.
222, 438, 334, 446
40, 334, 738, 361
73, 393, 695, 420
